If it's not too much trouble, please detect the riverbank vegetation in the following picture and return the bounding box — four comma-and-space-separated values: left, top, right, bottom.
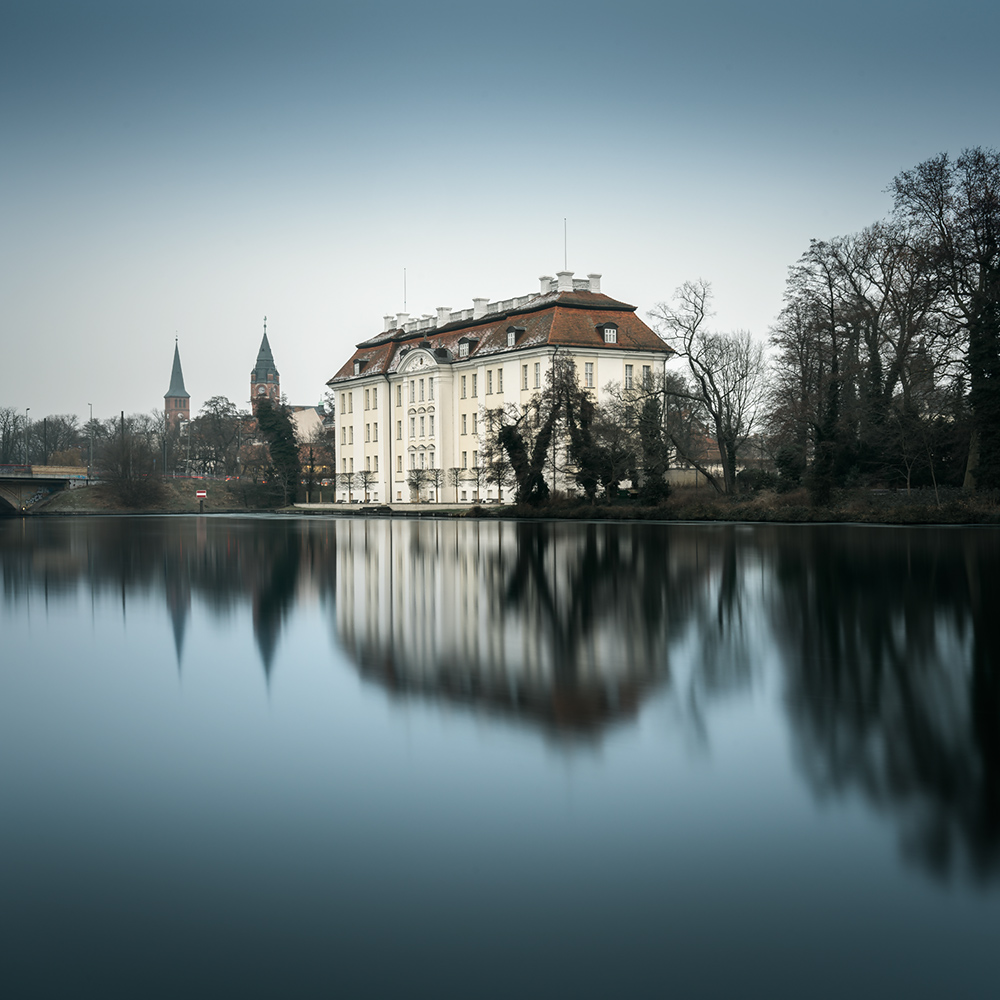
5, 147, 997, 520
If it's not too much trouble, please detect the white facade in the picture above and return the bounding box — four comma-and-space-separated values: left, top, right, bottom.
328, 272, 671, 503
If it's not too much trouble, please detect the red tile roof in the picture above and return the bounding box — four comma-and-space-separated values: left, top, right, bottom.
328, 288, 670, 384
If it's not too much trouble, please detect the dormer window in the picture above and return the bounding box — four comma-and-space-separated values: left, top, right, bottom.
601, 323, 618, 344
354, 361, 361, 375
506, 326, 523, 348
459, 341, 470, 358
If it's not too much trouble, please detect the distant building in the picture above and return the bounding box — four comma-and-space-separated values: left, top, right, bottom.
250, 321, 280, 412
164, 339, 190, 429
327, 270, 672, 502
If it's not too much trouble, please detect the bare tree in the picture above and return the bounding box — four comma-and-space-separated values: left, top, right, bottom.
338, 470, 356, 502
406, 467, 427, 501
448, 466, 464, 502
426, 466, 445, 501
357, 466, 376, 502
651, 280, 767, 493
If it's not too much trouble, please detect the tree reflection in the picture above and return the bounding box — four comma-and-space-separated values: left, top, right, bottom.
4, 516, 997, 882
771, 527, 1000, 883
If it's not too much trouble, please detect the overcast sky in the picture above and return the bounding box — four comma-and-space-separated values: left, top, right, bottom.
3, 0, 998, 421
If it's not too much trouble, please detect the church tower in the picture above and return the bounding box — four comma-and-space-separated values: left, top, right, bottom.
250, 317, 280, 411
164, 338, 190, 429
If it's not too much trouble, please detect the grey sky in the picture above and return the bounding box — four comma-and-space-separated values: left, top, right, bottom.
3, 0, 997, 419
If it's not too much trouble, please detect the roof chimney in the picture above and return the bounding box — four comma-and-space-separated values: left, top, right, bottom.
472, 297, 489, 320
396, 312, 410, 330
436, 306, 452, 327
383, 315, 395, 332
556, 270, 574, 292
587, 273, 602, 293
539, 275, 554, 295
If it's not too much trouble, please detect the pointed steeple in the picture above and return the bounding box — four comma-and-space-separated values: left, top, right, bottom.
250, 316, 280, 409
252, 317, 279, 379
164, 337, 191, 429
165, 338, 190, 399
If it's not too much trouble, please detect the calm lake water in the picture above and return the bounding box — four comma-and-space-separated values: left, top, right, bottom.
2, 515, 998, 999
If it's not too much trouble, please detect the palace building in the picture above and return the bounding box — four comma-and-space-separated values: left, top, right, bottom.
327, 270, 672, 502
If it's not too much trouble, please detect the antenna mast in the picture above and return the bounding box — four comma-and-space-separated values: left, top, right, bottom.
564, 218, 567, 270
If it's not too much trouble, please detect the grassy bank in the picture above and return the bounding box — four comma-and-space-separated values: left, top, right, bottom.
27, 481, 1000, 524
472, 486, 1000, 525
36, 479, 253, 514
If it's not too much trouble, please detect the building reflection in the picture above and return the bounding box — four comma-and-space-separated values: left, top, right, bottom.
2, 515, 997, 882
333, 520, 718, 734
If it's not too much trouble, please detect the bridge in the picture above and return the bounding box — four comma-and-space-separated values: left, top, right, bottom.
0, 465, 88, 512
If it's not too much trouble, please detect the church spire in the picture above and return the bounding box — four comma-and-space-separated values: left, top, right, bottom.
165, 338, 189, 399
164, 338, 191, 428
251, 316, 280, 409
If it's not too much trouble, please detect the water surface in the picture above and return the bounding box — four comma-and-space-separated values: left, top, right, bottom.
1, 516, 997, 998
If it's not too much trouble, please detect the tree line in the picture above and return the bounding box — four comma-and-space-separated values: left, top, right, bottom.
0, 396, 329, 507
474, 146, 999, 506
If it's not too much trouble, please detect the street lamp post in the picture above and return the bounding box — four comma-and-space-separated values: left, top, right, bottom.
88, 403, 94, 483
24, 408, 30, 466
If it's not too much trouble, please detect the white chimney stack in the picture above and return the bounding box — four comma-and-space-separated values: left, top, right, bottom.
539, 275, 554, 295
383, 315, 395, 332
436, 306, 452, 327
396, 312, 410, 330
588, 273, 602, 293
472, 297, 489, 320
556, 270, 574, 292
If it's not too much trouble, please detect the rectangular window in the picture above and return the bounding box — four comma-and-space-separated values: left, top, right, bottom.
472, 413, 477, 435
341, 427, 346, 445
349, 393, 353, 413
419, 416, 425, 437
365, 423, 370, 442
374, 456, 378, 472
397, 385, 402, 407
409, 417, 415, 438
397, 420, 402, 440
604, 327, 617, 344
419, 379, 425, 402
472, 374, 477, 397
473, 450, 478, 468
340, 394, 345, 413
372, 387, 378, 407
420, 452, 426, 469
342, 458, 346, 473
349, 458, 354, 473
373, 424, 378, 442
462, 451, 468, 469
461, 414, 467, 435
409, 380, 415, 403
429, 415, 435, 436
428, 378, 434, 401
397, 456, 402, 473
585, 362, 594, 388
410, 454, 415, 470
497, 369, 503, 392
534, 362, 541, 388
366, 456, 370, 471
428, 452, 434, 468
522, 365, 528, 390
461, 376, 467, 398
642, 365, 651, 388
365, 389, 370, 409
349, 426, 353, 444
625, 364, 634, 390
487, 370, 493, 394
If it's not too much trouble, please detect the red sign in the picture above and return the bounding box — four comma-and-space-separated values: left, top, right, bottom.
196, 490, 207, 498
